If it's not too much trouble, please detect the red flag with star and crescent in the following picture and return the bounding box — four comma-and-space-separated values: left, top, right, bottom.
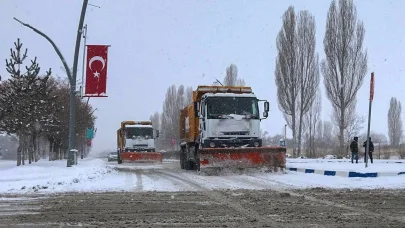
84, 45, 109, 97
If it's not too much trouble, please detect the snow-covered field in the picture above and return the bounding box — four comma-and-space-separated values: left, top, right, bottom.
0, 158, 405, 194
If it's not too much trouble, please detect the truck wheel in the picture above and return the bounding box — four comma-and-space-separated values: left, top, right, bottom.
194, 158, 200, 171
184, 161, 193, 170
180, 147, 185, 169
117, 153, 122, 164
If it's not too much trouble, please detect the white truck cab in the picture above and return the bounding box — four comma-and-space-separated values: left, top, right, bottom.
197, 90, 269, 149
124, 124, 159, 152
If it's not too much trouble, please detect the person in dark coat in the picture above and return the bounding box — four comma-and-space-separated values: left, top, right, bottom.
350, 136, 359, 163
363, 137, 374, 163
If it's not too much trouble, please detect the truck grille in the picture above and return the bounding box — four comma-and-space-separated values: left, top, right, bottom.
222, 131, 249, 135
133, 144, 148, 147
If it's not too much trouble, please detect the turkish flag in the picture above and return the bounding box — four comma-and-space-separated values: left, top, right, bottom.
84, 45, 109, 97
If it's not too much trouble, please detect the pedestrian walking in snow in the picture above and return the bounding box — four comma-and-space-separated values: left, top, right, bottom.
350, 137, 359, 163
363, 137, 374, 164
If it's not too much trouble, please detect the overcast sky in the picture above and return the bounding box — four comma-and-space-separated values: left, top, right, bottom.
1, 0, 405, 152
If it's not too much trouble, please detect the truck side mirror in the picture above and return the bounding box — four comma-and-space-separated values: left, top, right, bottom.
156, 129, 159, 138
264, 101, 270, 112
263, 111, 268, 118
194, 101, 199, 117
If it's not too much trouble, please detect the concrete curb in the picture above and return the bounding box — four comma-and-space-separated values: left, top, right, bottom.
287, 167, 405, 178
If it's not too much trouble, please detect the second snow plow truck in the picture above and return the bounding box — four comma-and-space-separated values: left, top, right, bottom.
179, 85, 286, 172
117, 121, 162, 164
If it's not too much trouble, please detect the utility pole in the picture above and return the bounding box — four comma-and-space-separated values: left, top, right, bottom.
365, 72, 375, 168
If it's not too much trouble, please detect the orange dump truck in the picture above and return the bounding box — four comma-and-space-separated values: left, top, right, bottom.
179, 86, 286, 172
117, 121, 162, 164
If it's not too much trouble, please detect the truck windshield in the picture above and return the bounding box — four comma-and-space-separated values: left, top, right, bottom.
206, 97, 259, 119
126, 127, 153, 138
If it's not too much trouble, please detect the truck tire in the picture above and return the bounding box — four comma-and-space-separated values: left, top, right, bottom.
117, 153, 122, 164
194, 159, 200, 171
180, 147, 185, 169
185, 160, 192, 170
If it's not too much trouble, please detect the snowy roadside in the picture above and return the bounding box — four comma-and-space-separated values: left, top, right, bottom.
0, 159, 134, 194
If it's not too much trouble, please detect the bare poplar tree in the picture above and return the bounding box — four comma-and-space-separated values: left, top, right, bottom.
275, 6, 298, 156
304, 89, 321, 157
296, 10, 320, 156
185, 86, 193, 106
160, 85, 191, 149
388, 97, 402, 147
321, 0, 368, 155
275, 6, 319, 157
322, 121, 335, 150
223, 64, 245, 86
223, 64, 238, 86
150, 112, 160, 131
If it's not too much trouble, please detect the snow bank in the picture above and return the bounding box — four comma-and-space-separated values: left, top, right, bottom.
0, 159, 181, 194
262, 171, 405, 189
286, 159, 405, 173
0, 159, 113, 194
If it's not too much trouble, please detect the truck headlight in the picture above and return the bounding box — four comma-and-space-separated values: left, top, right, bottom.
254, 141, 259, 147
209, 142, 215, 148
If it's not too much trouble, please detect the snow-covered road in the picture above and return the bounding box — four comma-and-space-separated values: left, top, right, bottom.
2, 158, 405, 227
1, 158, 405, 195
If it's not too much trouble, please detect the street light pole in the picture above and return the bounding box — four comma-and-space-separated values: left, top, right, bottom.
67, 0, 89, 167
14, 0, 90, 167
80, 24, 88, 99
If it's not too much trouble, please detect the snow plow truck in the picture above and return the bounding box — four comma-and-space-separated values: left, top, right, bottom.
117, 121, 162, 164
179, 85, 286, 172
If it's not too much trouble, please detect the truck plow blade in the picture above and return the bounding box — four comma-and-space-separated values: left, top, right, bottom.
121, 152, 163, 163
199, 147, 286, 171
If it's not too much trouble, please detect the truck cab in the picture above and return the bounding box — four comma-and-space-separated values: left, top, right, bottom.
119, 122, 159, 152
194, 87, 269, 149
124, 125, 158, 152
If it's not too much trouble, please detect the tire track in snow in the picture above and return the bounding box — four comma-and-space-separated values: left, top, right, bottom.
247, 174, 405, 224
155, 169, 283, 227
116, 167, 196, 191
